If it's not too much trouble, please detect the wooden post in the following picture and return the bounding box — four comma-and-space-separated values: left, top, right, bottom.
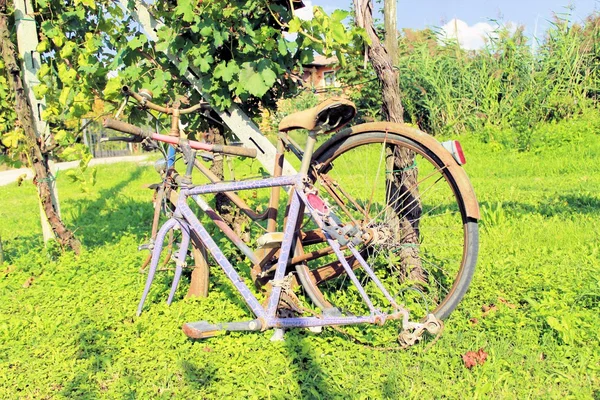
14, 0, 61, 243
353, 0, 426, 283
384, 0, 398, 64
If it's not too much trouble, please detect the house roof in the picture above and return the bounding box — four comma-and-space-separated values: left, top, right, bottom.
292, 0, 306, 9
274, 0, 305, 10
304, 55, 338, 67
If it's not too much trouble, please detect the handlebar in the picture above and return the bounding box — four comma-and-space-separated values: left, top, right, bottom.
103, 118, 257, 159
121, 85, 210, 115
103, 118, 153, 138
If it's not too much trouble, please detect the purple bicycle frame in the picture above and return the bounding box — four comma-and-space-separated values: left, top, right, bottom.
138, 173, 409, 334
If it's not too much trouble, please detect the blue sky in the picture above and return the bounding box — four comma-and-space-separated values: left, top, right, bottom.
306, 0, 599, 48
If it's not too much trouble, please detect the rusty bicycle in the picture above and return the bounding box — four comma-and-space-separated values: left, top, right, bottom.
104, 88, 479, 346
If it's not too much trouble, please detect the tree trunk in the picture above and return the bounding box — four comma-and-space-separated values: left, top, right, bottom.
0, 3, 81, 254
205, 126, 249, 242
353, 0, 425, 283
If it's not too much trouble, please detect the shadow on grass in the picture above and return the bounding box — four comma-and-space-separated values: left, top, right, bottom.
179, 359, 216, 392
283, 331, 348, 399
64, 168, 154, 248
480, 193, 600, 223
61, 320, 116, 398
1, 233, 44, 264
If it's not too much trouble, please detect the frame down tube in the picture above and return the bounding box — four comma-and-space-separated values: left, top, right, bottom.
178, 175, 298, 324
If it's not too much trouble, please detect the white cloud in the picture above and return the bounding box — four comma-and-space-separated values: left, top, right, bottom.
439, 19, 497, 50
294, 1, 313, 21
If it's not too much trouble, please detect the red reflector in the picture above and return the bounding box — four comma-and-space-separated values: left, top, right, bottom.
453, 141, 466, 165
441, 140, 467, 165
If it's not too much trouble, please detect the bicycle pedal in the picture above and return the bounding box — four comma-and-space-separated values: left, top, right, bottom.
308, 326, 323, 333
256, 232, 284, 249
182, 321, 223, 339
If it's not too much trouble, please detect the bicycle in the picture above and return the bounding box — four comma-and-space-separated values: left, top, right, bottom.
104, 92, 479, 347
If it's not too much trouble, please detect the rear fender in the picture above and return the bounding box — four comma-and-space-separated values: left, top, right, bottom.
313, 122, 480, 220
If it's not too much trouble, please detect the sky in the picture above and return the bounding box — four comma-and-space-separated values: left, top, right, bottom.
302, 0, 599, 49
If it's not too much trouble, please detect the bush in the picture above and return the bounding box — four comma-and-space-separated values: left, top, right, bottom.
339, 10, 600, 149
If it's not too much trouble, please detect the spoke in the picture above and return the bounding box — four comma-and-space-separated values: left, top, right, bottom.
366, 166, 448, 228
365, 137, 389, 220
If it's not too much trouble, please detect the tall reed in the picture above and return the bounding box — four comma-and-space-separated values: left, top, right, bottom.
340, 10, 600, 150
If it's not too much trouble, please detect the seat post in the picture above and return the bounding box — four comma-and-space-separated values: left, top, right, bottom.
299, 131, 318, 176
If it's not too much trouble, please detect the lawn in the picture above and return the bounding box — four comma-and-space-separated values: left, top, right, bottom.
0, 119, 599, 398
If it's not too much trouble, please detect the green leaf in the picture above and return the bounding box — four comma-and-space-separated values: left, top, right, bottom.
40, 21, 54, 36
57, 64, 77, 85
178, 57, 190, 75
200, 25, 212, 36
90, 168, 97, 186
58, 87, 71, 107
59, 41, 77, 58
331, 21, 349, 44
33, 84, 48, 100
65, 170, 82, 183
156, 27, 175, 53
37, 64, 51, 79
257, 60, 277, 88
213, 30, 224, 47
127, 36, 146, 50
53, 36, 64, 48
288, 17, 302, 33
36, 40, 49, 53
331, 9, 349, 22
1, 129, 24, 148
240, 64, 268, 98
175, 0, 195, 22
277, 38, 287, 56
54, 129, 68, 142
214, 60, 239, 82
103, 77, 122, 98
196, 57, 211, 73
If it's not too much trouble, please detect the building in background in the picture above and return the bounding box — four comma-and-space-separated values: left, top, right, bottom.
301, 55, 340, 92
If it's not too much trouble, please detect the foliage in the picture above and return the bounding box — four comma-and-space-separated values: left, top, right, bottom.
262, 90, 320, 137
0, 0, 363, 177
0, 115, 599, 398
0, 45, 22, 168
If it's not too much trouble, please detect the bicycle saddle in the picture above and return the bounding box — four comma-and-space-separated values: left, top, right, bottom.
279, 97, 356, 134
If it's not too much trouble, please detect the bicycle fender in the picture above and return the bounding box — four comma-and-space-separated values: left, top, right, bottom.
313, 122, 480, 221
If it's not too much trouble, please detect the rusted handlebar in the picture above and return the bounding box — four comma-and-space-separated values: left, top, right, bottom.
103, 118, 152, 138
103, 118, 257, 158
214, 144, 257, 158
121, 85, 209, 115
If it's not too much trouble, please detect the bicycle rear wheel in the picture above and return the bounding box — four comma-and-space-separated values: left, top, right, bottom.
294, 125, 478, 327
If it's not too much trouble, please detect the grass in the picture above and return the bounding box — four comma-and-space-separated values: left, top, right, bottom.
0, 117, 599, 398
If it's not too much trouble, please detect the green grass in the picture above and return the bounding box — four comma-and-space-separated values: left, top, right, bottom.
1, 117, 599, 398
